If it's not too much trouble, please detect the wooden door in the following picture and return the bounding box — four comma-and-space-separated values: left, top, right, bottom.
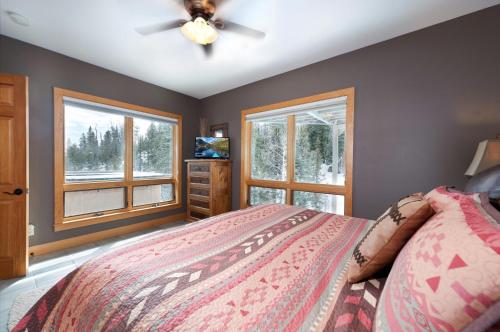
0, 73, 29, 279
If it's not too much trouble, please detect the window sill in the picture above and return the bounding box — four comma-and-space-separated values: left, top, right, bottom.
54, 202, 182, 232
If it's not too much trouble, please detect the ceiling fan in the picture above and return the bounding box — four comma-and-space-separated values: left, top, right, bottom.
135, 0, 266, 57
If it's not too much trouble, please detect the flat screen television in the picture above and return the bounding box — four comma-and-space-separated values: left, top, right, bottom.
195, 137, 230, 159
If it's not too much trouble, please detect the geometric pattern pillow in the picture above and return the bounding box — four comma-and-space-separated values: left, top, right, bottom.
374, 187, 500, 331
348, 193, 435, 283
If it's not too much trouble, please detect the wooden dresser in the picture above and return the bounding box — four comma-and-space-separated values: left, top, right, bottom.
185, 159, 232, 221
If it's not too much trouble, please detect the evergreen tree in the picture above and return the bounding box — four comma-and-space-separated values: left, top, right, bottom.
85, 126, 99, 169
99, 130, 113, 170
78, 132, 88, 169
66, 118, 171, 178
66, 139, 77, 170
251, 120, 286, 181
110, 125, 123, 170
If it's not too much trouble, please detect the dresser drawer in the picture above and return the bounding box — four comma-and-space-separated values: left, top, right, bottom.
188, 193, 209, 201
190, 176, 210, 185
190, 198, 210, 209
185, 159, 232, 222
190, 205, 211, 216
190, 163, 210, 173
189, 211, 208, 220
189, 187, 209, 197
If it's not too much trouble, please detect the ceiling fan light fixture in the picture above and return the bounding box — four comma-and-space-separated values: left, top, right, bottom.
181, 17, 218, 45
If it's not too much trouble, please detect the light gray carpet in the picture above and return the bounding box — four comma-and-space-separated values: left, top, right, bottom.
8, 287, 49, 331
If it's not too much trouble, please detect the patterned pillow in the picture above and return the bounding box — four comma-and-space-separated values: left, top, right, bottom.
374, 187, 500, 331
348, 193, 435, 283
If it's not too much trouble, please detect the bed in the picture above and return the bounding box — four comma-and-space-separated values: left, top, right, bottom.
13, 204, 385, 331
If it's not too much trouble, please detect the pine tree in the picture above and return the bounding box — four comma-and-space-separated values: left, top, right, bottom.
65, 118, 174, 179
85, 126, 99, 169
100, 130, 113, 170
110, 125, 123, 170
66, 138, 76, 170
78, 132, 88, 169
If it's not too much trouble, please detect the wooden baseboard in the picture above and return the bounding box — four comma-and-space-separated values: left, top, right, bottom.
29, 213, 187, 256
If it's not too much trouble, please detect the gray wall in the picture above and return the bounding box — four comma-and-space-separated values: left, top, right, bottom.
200, 6, 500, 219
0, 35, 200, 246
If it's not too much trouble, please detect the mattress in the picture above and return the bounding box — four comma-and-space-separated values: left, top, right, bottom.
14, 204, 385, 331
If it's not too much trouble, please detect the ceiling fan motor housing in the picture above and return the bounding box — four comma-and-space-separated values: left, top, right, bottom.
184, 0, 216, 20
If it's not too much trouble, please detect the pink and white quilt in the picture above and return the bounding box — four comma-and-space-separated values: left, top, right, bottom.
14, 204, 382, 331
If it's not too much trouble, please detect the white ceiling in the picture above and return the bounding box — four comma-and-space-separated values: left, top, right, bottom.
1, 0, 499, 99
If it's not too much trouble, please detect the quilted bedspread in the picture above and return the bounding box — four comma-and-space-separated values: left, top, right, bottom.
14, 204, 383, 331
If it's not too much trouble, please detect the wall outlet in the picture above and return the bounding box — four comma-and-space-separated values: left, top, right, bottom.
29, 224, 35, 237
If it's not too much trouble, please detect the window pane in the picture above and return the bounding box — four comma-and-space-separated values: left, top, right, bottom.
249, 186, 286, 206
64, 188, 125, 217
250, 117, 287, 181
64, 105, 125, 182
295, 107, 346, 185
293, 191, 344, 215
134, 118, 174, 178
133, 184, 174, 207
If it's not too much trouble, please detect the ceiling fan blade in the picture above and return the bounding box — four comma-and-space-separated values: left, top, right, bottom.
201, 44, 214, 58
214, 19, 265, 39
135, 19, 187, 36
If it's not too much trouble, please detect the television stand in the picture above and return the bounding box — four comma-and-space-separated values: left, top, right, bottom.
185, 159, 232, 221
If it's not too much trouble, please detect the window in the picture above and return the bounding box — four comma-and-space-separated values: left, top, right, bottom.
251, 116, 287, 181
293, 191, 344, 215
241, 88, 354, 215
54, 88, 182, 231
294, 109, 346, 186
65, 106, 125, 182
249, 186, 286, 205
133, 117, 174, 179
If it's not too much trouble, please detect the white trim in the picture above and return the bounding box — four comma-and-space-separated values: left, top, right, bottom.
245, 96, 347, 121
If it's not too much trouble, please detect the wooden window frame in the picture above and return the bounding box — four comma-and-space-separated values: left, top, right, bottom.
54, 88, 182, 231
240, 88, 354, 215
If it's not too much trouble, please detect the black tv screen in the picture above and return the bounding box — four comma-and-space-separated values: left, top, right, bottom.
195, 137, 230, 159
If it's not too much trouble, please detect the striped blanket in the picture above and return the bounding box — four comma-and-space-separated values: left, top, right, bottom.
14, 204, 383, 331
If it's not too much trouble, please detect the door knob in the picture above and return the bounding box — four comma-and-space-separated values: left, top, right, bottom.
3, 188, 24, 196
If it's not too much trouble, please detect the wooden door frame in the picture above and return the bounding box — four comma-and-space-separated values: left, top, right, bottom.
240, 88, 354, 216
